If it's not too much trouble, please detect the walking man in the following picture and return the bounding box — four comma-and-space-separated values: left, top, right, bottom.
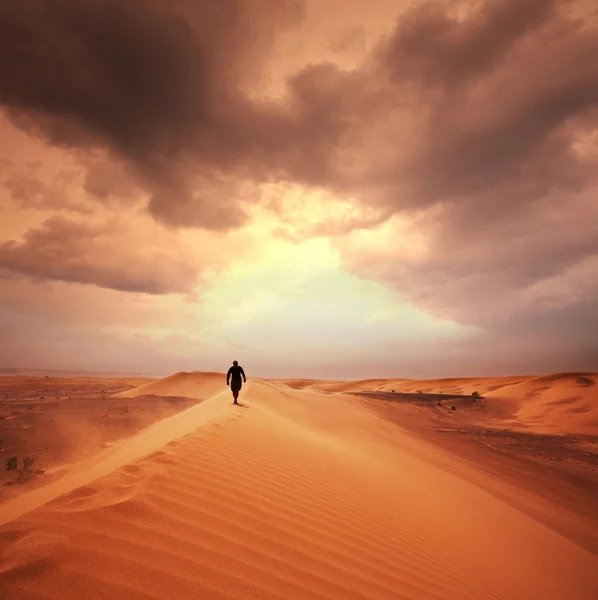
226, 360, 246, 404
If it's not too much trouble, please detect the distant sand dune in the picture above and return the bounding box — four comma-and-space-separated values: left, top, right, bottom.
115, 371, 226, 400
305, 375, 530, 396
310, 373, 598, 435
482, 373, 598, 435
1, 373, 597, 599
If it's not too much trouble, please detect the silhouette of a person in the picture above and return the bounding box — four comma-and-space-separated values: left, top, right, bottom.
226, 360, 246, 404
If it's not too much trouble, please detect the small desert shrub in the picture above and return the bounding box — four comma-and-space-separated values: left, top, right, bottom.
5, 456, 43, 478
451, 405, 456, 411
472, 391, 481, 398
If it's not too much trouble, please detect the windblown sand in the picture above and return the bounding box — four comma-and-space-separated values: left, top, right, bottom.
0, 376, 197, 499
1, 372, 597, 599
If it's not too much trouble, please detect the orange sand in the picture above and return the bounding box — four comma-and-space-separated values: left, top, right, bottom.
310, 372, 598, 435
1, 372, 597, 599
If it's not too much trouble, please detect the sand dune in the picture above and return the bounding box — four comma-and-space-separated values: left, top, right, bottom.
0, 375, 202, 500
1, 373, 597, 599
326, 373, 598, 435
0, 385, 231, 526
486, 373, 598, 435
115, 371, 225, 400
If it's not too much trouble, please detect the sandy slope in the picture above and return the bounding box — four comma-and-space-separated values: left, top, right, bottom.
1, 374, 597, 600
308, 373, 598, 435
115, 371, 225, 400
488, 373, 598, 434
0, 376, 202, 499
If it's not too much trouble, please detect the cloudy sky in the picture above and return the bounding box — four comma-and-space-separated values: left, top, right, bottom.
0, 0, 597, 379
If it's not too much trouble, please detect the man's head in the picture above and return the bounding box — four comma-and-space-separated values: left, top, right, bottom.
233, 360, 238, 366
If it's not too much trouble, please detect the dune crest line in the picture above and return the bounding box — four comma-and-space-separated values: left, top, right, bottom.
0, 384, 235, 526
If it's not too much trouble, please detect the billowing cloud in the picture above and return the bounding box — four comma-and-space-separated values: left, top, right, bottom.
1, 159, 91, 213
311, 0, 597, 367
0, 215, 200, 293
3, 1, 595, 227
0, 0, 305, 227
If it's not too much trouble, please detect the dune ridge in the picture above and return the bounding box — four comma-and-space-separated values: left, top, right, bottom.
0, 384, 232, 526
115, 371, 225, 400
305, 373, 598, 435
1, 373, 597, 599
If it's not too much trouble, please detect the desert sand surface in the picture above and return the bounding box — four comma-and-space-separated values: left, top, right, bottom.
0, 375, 207, 500
1, 371, 597, 599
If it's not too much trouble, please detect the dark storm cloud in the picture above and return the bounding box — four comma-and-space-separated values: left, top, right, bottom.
0, 0, 304, 227
0, 216, 198, 293
354, 0, 598, 218
1, 0, 596, 223
381, 0, 557, 89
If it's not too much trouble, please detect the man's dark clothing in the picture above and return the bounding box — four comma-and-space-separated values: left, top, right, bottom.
227, 365, 246, 392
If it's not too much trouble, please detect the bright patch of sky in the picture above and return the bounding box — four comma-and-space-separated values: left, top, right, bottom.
199, 235, 469, 360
